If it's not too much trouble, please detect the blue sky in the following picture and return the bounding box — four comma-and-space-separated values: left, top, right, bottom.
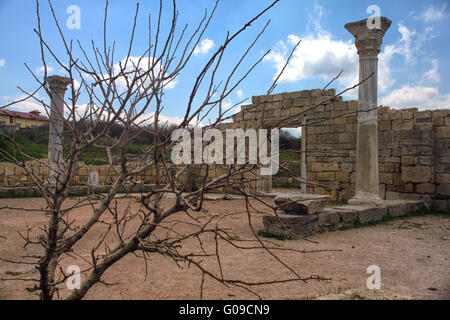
0, 0, 449, 125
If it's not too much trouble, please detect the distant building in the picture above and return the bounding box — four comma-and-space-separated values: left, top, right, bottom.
0, 109, 49, 130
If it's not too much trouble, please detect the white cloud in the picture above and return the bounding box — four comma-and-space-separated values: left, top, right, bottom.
422, 59, 441, 84
3, 94, 49, 115
381, 85, 450, 110
236, 89, 244, 99
0, 59, 5, 67
265, 3, 438, 101
36, 65, 55, 75
134, 111, 192, 127
423, 4, 447, 22
193, 39, 215, 56
264, 33, 358, 97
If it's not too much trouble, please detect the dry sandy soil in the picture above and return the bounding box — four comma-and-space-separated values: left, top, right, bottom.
0, 197, 449, 300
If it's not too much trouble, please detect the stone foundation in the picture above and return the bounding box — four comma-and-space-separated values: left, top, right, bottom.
263, 199, 428, 239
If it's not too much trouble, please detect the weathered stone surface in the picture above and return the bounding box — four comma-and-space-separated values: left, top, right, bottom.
358, 206, 388, 223
416, 183, 435, 194
432, 199, 448, 212
262, 214, 319, 239
274, 195, 330, 215
401, 166, 432, 183
331, 206, 359, 224
436, 174, 450, 184
384, 200, 408, 217
436, 126, 450, 138
436, 184, 450, 197
318, 211, 340, 228
333, 204, 387, 224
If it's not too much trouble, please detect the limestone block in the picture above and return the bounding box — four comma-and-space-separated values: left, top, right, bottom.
402, 166, 432, 183
384, 157, 400, 163
379, 163, 398, 173
262, 214, 319, 238
335, 172, 350, 183
379, 120, 391, 131
440, 157, 450, 164
414, 111, 432, 119
379, 173, 394, 184
432, 199, 448, 212
274, 195, 330, 215
335, 117, 347, 125
389, 111, 402, 120
433, 118, 444, 126
316, 172, 334, 181
357, 206, 388, 224
318, 211, 341, 229
416, 183, 435, 194
334, 208, 359, 224
347, 100, 358, 110
436, 184, 450, 197
436, 173, 450, 184
4, 164, 14, 176
402, 111, 414, 120
310, 163, 339, 172
404, 183, 414, 193
385, 201, 408, 217
436, 126, 450, 138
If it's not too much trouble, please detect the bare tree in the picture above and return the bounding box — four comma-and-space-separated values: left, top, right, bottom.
0, 0, 371, 300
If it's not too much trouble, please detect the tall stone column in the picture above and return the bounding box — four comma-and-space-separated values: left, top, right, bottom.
45, 75, 70, 187
345, 17, 391, 204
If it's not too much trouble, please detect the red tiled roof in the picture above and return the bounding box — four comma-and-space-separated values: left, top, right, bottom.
0, 109, 49, 122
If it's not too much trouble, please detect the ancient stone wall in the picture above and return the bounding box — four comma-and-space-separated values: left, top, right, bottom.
0, 161, 172, 187
1, 89, 449, 210
231, 89, 450, 209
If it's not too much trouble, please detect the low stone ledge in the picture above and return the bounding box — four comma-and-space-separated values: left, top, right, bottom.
263, 200, 428, 239
274, 194, 330, 215
0, 184, 162, 198
318, 211, 341, 231
262, 214, 319, 239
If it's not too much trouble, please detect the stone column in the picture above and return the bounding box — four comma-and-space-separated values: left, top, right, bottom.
45, 75, 70, 187
345, 17, 391, 204
301, 118, 307, 194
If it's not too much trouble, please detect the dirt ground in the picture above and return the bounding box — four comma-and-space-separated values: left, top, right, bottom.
0, 197, 449, 300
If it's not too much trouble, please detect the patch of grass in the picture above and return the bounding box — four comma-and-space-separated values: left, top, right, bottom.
0, 127, 150, 164
222, 195, 232, 201
273, 183, 301, 190
279, 150, 301, 161
257, 229, 286, 241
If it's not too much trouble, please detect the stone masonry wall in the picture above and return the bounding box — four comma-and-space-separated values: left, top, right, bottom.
1, 89, 449, 210
0, 161, 174, 187
231, 89, 450, 209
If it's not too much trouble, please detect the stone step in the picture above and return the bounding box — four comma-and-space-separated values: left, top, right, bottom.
263, 200, 427, 239
274, 194, 330, 215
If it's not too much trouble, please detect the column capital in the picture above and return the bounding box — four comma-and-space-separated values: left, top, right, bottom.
45, 75, 71, 94
345, 17, 391, 57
